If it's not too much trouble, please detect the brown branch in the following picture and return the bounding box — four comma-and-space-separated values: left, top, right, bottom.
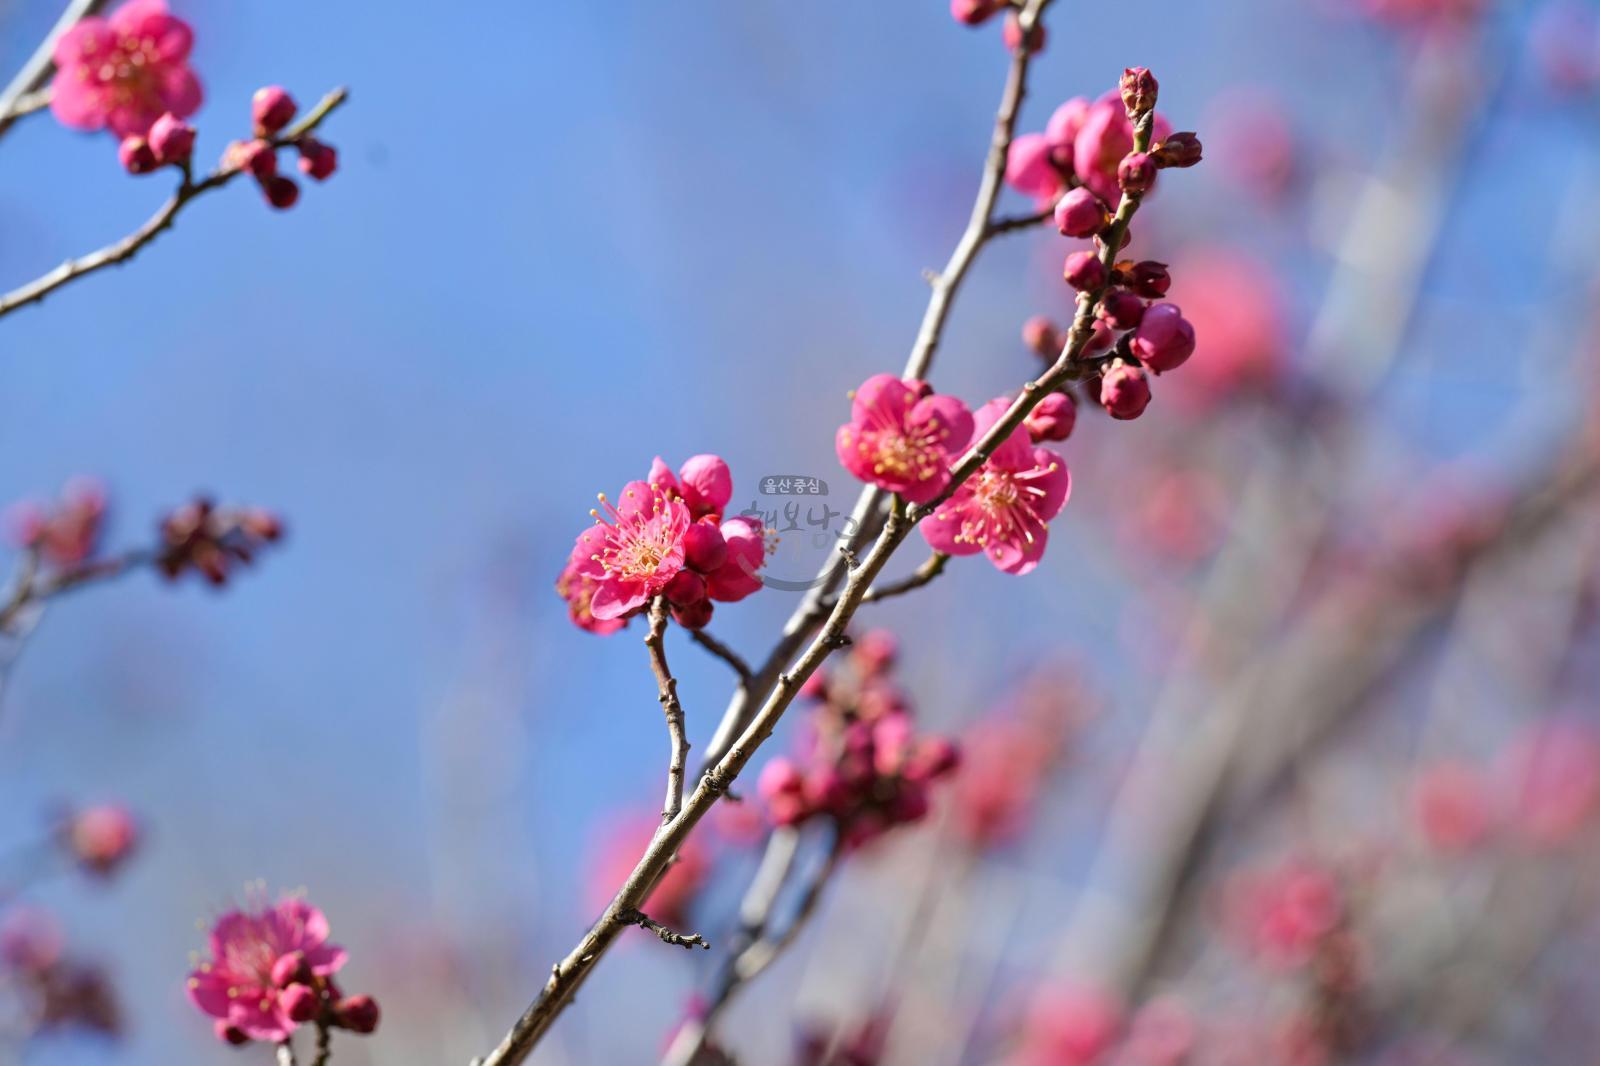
645, 599, 690, 824
688, 627, 753, 684
624, 908, 710, 951
985, 206, 1053, 236
696, 0, 1056, 776
861, 552, 948, 605
310, 1022, 332, 1066
0, 87, 349, 322
0, 0, 113, 143
275, 1040, 297, 1066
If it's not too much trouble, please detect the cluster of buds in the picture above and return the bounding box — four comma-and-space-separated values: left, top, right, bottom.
757, 631, 960, 849
559, 455, 770, 634
217, 86, 340, 209
949, 0, 1046, 54
0, 909, 121, 1038
3, 477, 108, 567
188, 894, 379, 1047
1016, 71, 1203, 421
156, 498, 283, 585
58, 804, 139, 879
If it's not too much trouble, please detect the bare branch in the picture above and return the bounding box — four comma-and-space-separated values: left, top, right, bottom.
688, 627, 753, 685
645, 599, 690, 824
624, 908, 710, 951
0, 87, 349, 322
861, 552, 948, 605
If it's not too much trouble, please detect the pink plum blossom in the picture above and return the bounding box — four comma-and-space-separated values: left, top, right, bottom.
1228, 858, 1342, 971
704, 515, 767, 602
555, 558, 628, 635
50, 0, 202, 140
1073, 92, 1171, 206
648, 454, 734, 521
1010, 984, 1123, 1066
836, 374, 974, 505
1503, 718, 1600, 846
569, 481, 692, 621
921, 398, 1069, 574
1005, 132, 1065, 205
62, 805, 139, 878
1411, 761, 1493, 853
187, 896, 347, 1042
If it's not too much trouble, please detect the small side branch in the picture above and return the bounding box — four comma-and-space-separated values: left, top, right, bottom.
646, 599, 690, 824
0, 547, 156, 633
862, 552, 949, 605
0, 87, 348, 322
624, 908, 710, 951
985, 206, 1053, 236
689, 627, 753, 684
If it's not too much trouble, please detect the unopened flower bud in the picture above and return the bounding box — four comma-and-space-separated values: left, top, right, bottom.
252, 86, 298, 136
664, 569, 707, 608
224, 139, 277, 178
1063, 250, 1107, 292
148, 112, 195, 164
949, 0, 1005, 25
1151, 131, 1203, 169
1118, 151, 1156, 194
1083, 317, 1115, 356
1024, 391, 1077, 442
907, 736, 962, 781
64, 805, 137, 877
1130, 303, 1196, 374
261, 174, 300, 210
683, 519, 728, 573
1054, 187, 1107, 238
280, 983, 320, 1024
1121, 260, 1171, 298
1100, 361, 1152, 420
1003, 11, 1046, 54
297, 137, 338, 181
118, 135, 158, 174
333, 995, 380, 1035
1022, 315, 1063, 359
1100, 290, 1145, 331
671, 599, 714, 630
1120, 67, 1159, 115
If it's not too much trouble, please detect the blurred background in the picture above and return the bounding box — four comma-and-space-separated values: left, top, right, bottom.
1, 0, 1599, 1063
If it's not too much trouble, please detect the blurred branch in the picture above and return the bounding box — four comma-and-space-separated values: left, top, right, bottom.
0, 87, 349, 323
0, 0, 112, 142
688, 627, 753, 685
1053, 23, 1505, 1000
663, 826, 841, 1066
646, 599, 690, 824
986, 207, 1052, 236
0, 547, 155, 634
275, 1040, 297, 1066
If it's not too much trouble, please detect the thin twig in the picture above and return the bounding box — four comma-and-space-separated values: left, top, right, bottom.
861, 552, 948, 605
688, 627, 753, 684
0, 0, 113, 143
309, 1022, 332, 1066
0, 87, 349, 322
275, 1040, 297, 1066
646, 598, 690, 824
0, 547, 156, 633
985, 207, 1053, 236
624, 908, 710, 950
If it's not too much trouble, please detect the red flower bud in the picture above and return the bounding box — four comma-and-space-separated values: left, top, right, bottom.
1100, 290, 1145, 331
1063, 250, 1107, 292
261, 174, 300, 210
252, 86, 298, 136
280, 983, 320, 1024
1053, 187, 1107, 238
148, 112, 195, 165
297, 137, 338, 181
118, 135, 158, 175
1022, 315, 1063, 359
1118, 152, 1156, 195
1151, 132, 1203, 169
1100, 361, 1152, 420
333, 994, 380, 1035
1120, 67, 1160, 115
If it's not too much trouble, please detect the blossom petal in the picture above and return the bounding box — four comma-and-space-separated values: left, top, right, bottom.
186, 971, 234, 1019
908, 394, 974, 455
678, 454, 732, 517
919, 498, 982, 558
1027, 447, 1072, 520
850, 374, 915, 426
590, 579, 645, 620
157, 64, 203, 119
48, 69, 107, 130
52, 18, 115, 70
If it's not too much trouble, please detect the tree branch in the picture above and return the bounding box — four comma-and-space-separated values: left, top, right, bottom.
861, 552, 948, 605
688, 627, 753, 685
624, 908, 710, 951
645, 598, 690, 825
0, 86, 349, 322
0, 547, 156, 634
